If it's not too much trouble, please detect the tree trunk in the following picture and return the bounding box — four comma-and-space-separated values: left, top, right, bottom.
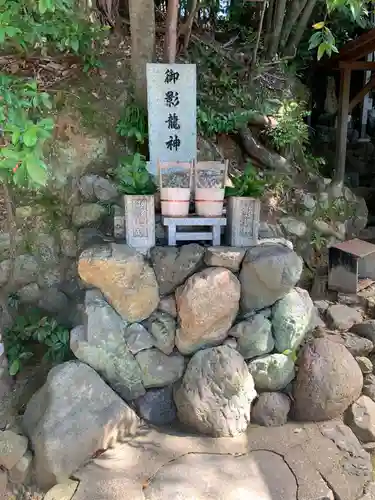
179, 0, 199, 53
267, 0, 287, 59
129, 0, 156, 107
164, 0, 179, 63
283, 0, 317, 57
264, 0, 275, 53
279, 0, 308, 49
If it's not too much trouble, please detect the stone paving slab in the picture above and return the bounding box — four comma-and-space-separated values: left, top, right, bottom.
71, 421, 372, 500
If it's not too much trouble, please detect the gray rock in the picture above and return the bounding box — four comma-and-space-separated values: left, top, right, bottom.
38, 287, 69, 315
31, 233, 60, 266
326, 304, 363, 331
204, 246, 246, 272
0, 431, 28, 470
364, 374, 375, 402
174, 346, 257, 437
22, 361, 139, 489
351, 320, 375, 344
125, 323, 155, 355
229, 315, 274, 360
60, 229, 78, 258
280, 217, 307, 237
324, 331, 373, 357
240, 244, 303, 312
175, 267, 240, 355
136, 386, 177, 426
8, 450, 32, 484
143, 451, 297, 500
158, 296, 177, 318
314, 300, 330, 315
346, 395, 375, 443
72, 203, 107, 227
147, 311, 176, 355
93, 177, 118, 203
0, 254, 39, 288
150, 244, 204, 295
78, 244, 159, 323
136, 349, 184, 389
356, 356, 373, 374
79, 175, 119, 203
223, 337, 238, 349
293, 339, 363, 421
44, 480, 79, 500
77, 228, 106, 251
248, 354, 295, 392
70, 290, 145, 401
272, 288, 314, 353
251, 392, 291, 427
37, 268, 62, 288
18, 283, 41, 304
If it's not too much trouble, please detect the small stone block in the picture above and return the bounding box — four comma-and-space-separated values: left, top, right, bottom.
113, 205, 126, 240
8, 451, 32, 484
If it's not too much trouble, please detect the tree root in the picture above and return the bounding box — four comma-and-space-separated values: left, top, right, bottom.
239, 126, 294, 173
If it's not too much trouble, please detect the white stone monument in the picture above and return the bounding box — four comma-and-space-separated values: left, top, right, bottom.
146, 63, 197, 175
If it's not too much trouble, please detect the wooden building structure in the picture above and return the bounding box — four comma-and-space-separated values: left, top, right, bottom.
323, 28, 375, 183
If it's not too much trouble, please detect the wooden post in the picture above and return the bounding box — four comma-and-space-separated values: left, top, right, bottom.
334, 67, 351, 186
164, 0, 179, 63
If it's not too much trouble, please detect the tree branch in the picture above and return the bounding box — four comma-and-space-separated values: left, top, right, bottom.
279, 0, 308, 49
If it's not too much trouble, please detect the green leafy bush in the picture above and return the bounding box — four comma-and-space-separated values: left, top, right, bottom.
4, 311, 72, 376
114, 153, 157, 195
266, 100, 309, 153
116, 103, 148, 144
0, 0, 106, 68
0, 76, 54, 188
197, 107, 255, 137
225, 162, 266, 198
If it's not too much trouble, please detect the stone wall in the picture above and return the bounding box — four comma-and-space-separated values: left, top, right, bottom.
65, 241, 362, 436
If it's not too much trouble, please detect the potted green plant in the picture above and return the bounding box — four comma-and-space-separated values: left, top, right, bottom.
225, 162, 266, 247
115, 153, 157, 253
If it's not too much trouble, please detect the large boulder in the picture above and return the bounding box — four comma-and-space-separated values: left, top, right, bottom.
229, 314, 274, 360
78, 244, 159, 322
150, 244, 205, 296
174, 346, 257, 437
248, 354, 295, 391
293, 339, 363, 421
22, 361, 139, 489
175, 268, 240, 355
240, 244, 303, 312
272, 288, 314, 353
70, 291, 145, 401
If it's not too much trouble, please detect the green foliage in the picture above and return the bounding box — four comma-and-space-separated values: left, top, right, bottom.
4, 310, 72, 376
0, 0, 106, 191
197, 107, 255, 137
225, 162, 266, 198
116, 103, 148, 144
0, 75, 54, 188
309, 0, 371, 60
0, 0, 106, 68
266, 100, 309, 153
114, 153, 157, 195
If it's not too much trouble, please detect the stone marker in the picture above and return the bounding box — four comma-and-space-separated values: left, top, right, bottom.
147, 64, 196, 175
